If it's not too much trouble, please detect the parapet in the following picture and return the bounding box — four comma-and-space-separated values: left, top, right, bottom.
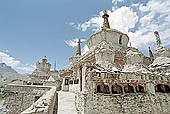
3, 84, 58, 114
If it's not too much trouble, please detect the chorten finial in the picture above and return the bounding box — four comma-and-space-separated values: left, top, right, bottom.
102, 9, 110, 29
42, 56, 47, 63
76, 39, 81, 56
54, 60, 56, 71
129, 42, 132, 47
154, 31, 162, 48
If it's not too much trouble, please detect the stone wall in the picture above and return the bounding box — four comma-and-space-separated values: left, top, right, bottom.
44, 81, 62, 91
69, 84, 79, 93
75, 68, 170, 114
76, 92, 170, 114
3, 84, 57, 114
21, 86, 57, 114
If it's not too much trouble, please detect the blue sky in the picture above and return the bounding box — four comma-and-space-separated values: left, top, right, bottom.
0, 0, 170, 73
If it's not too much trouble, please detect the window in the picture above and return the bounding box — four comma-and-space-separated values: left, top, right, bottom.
96, 84, 110, 94
103, 85, 110, 94
164, 85, 170, 93
136, 85, 144, 93
156, 84, 165, 92
97, 85, 101, 93
112, 84, 122, 94
124, 85, 134, 93
119, 34, 122, 45
156, 84, 170, 93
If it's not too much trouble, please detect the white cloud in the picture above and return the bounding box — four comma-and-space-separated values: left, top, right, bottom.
15, 66, 34, 74
68, 22, 81, 30
80, 15, 103, 32
77, 7, 138, 33
131, 3, 140, 7
112, 0, 124, 3
129, 0, 170, 51
0, 52, 20, 67
71, 0, 170, 54
65, 38, 89, 55
139, 4, 149, 12
65, 39, 78, 47
108, 6, 139, 33
0, 52, 34, 74
65, 38, 86, 47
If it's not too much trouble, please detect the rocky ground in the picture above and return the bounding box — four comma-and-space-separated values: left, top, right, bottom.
0, 99, 4, 114
58, 91, 77, 114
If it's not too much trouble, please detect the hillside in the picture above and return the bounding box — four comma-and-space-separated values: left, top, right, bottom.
0, 63, 30, 86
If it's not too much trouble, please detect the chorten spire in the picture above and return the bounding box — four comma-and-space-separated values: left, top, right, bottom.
102, 9, 110, 29
76, 39, 81, 56
149, 47, 154, 63
149, 47, 153, 58
154, 31, 162, 48
54, 60, 56, 71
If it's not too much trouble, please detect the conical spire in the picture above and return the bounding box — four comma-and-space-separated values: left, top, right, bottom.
54, 60, 56, 71
149, 47, 154, 62
102, 9, 110, 29
154, 31, 162, 48
149, 46, 153, 57
76, 39, 81, 56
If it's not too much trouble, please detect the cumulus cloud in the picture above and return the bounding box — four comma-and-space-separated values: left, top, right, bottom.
70, 0, 170, 54
68, 22, 81, 30
77, 6, 138, 33
0, 52, 21, 67
65, 39, 78, 47
64, 38, 86, 47
0, 52, 34, 73
129, 0, 170, 51
80, 16, 103, 31
65, 38, 89, 55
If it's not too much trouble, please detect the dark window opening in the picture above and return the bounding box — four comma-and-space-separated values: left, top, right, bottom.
97, 85, 101, 93
124, 85, 134, 93
96, 85, 110, 94
103, 85, 110, 94
165, 85, 170, 93
119, 35, 122, 45
156, 84, 165, 93
112, 84, 122, 94
136, 85, 144, 93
